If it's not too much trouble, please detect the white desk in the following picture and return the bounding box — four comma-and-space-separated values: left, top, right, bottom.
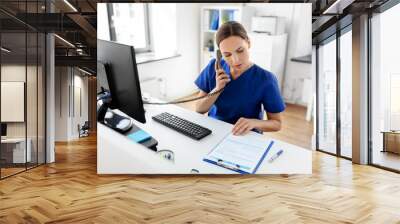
1, 138, 32, 163
97, 104, 312, 174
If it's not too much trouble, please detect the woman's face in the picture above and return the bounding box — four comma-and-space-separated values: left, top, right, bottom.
219, 35, 251, 73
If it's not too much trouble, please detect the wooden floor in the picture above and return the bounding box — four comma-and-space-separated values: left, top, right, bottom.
263, 104, 313, 149
372, 150, 400, 171
1, 167, 26, 178
1, 104, 400, 223
1, 135, 400, 223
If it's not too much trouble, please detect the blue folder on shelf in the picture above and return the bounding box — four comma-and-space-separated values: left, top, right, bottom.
210, 10, 219, 30
203, 134, 274, 174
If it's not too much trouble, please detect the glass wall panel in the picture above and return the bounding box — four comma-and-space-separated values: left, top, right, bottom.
38, 32, 45, 165
340, 29, 352, 158
371, 3, 400, 171
26, 0, 40, 169
318, 37, 337, 154
1, 31, 27, 177
27, 31, 38, 169
0, 1, 46, 179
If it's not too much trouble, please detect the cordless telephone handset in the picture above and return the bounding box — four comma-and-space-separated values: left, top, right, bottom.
215, 49, 222, 71
208, 49, 226, 96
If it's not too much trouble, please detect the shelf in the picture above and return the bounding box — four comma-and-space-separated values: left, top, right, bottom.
291, 55, 311, 64
200, 6, 242, 72
136, 52, 181, 64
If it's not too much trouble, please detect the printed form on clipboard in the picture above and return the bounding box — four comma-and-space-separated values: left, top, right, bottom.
203, 133, 274, 174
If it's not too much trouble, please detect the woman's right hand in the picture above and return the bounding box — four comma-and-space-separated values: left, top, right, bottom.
215, 69, 231, 91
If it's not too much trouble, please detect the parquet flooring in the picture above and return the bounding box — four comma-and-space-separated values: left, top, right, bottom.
1, 105, 400, 223
264, 104, 313, 149
1, 167, 25, 178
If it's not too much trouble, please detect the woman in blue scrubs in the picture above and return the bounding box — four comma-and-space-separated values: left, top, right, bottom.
195, 21, 285, 135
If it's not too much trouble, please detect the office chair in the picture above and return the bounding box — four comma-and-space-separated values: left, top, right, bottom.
79, 121, 90, 138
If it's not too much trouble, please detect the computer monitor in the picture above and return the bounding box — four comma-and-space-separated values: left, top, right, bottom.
1, 123, 7, 137
97, 39, 146, 123
97, 61, 110, 94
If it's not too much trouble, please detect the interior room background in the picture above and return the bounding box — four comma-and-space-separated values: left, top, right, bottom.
97, 3, 314, 148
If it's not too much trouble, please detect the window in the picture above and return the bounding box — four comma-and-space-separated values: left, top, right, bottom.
97, 3, 178, 60
390, 74, 400, 130
317, 36, 337, 155
339, 28, 352, 158
370, 2, 400, 171
108, 3, 151, 53
97, 3, 110, 41
316, 27, 353, 159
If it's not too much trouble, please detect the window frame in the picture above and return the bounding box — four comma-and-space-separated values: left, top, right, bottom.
368, 0, 400, 173
315, 24, 353, 161
107, 3, 152, 53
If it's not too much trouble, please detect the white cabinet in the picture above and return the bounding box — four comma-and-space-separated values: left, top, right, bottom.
250, 16, 285, 35
248, 33, 288, 90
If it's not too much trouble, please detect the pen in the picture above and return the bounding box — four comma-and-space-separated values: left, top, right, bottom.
269, 149, 283, 163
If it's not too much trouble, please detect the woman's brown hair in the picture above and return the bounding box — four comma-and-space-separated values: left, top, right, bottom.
215, 21, 249, 47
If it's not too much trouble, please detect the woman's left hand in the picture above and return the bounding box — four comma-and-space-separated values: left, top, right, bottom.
232, 118, 259, 135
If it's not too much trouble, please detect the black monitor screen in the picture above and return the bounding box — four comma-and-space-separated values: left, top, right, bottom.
1, 123, 7, 137
97, 61, 110, 94
97, 39, 146, 123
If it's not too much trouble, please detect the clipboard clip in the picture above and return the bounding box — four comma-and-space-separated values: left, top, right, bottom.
217, 159, 241, 172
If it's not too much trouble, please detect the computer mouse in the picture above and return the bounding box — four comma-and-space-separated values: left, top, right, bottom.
103, 109, 133, 133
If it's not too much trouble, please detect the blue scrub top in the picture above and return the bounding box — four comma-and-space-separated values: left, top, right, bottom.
195, 58, 285, 125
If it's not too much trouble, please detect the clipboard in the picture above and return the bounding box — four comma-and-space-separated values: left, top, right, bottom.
203, 134, 274, 174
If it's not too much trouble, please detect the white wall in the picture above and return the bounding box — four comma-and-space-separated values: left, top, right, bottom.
73, 74, 89, 137
55, 67, 68, 141
1, 65, 26, 139
150, 4, 177, 56
1, 66, 25, 125
2, 63, 46, 163
1, 65, 41, 137
46, 33, 55, 163
54, 67, 89, 141
138, 3, 201, 101
246, 3, 312, 105
379, 4, 400, 130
